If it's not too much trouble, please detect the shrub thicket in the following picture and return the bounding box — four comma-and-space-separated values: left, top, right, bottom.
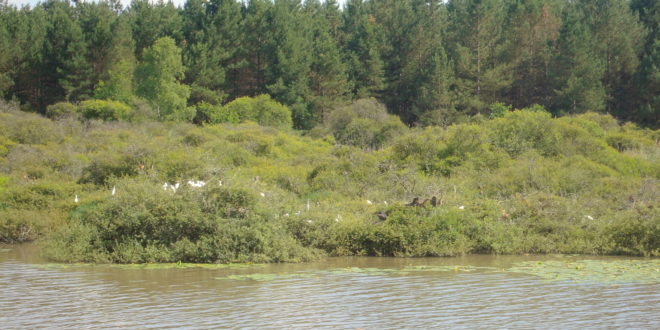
317, 98, 407, 149
223, 94, 293, 129
0, 101, 658, 261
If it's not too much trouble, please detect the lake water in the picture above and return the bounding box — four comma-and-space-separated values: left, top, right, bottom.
1, 244, 658, 328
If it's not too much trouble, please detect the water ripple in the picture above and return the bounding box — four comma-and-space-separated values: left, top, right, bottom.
1, 255, 658, 329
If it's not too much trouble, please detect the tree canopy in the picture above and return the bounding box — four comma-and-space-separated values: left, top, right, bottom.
0, 0, 656, 127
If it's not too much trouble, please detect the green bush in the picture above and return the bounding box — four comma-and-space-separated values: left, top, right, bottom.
489, 102, 511, 119
45, 180, 317, 263
487, 108, 561, 157
78, 154, 139, 185
1, 104, 659, 261
0, 136, 15, 156
194, 102, 239, 125
606, 208, 659, 256
0, 209, 66, 243
223, 94, 293, 129
77, 99, 132, 121
46, 102, 78, 119
323, 99, 408, 150
0, 111, 61, 145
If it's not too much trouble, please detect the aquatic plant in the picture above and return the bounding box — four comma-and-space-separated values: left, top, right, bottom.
507, 259, 660, 284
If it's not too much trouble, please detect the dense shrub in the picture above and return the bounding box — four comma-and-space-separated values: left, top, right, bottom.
223, 94, 293, 129
487, 108, 561, 157
1, 107, 658, 260
77, 99, 132, 121
0, 111, 61, 145
194, 102, 240, 125
45, 180, 318, 263
46, 102, 78, 119
321, 98, 407, 149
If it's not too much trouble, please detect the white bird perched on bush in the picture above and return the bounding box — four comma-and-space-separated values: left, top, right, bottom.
74, 195, 79, 203
367, 200, 373, 205
458, 205, 465, 210
218, 180, 223, 186
585, 215, 594, 220
111, 186, 116, 196
260, 192, 266, 197
383, 200, 388, 205
163, 182, 169, 191
187, 180, 206, 188
306, 199, 310, 211
171, 182, 180, 192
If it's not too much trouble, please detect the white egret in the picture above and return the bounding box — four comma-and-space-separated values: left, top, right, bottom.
218, 180, 223, 186
306, 199, 310, 211
74, 195, 79, 203
163, 182, 169, 191
187, 180, 205, 188
458, 205, 465, 210
111, 186, 116, 196
585, 215, 594, 220
260, 192, 266, 197
383, 200, 388, 205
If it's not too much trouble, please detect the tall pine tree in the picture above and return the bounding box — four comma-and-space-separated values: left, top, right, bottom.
447, 0, 510, 114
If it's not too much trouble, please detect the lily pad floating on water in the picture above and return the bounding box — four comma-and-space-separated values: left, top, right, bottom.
110, 262, 267, 270
216, 273, 317, 281
215, 265, 500, 282
401, 265, 498, 273
33, 262, 267, 270
321, 265, 498, 276
507, 259, 660, 284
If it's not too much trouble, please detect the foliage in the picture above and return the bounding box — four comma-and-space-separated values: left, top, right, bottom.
0, 100, 658, 262
77, 99, 132, 121
46, 102, 79, 119
135, 37, 192, 121
193, 102, 239, 125
222, 94, 293, 129
0, 0, 656, 128
319, 98, 407, 149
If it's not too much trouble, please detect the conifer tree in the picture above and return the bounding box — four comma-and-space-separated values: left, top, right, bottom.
43, 0, 93, 103
239, 0, 274, 97
447, 0, 509, 114
5, 5, 48, 110
129, 0, 183, 60
341, 0, 385, 98
579, 0, 646, 117
0, 4, 13, 97
266, 0, 313, 129
630, 0, 658, 126
503, 0, 561, 109
305, 0, 350, 122
94, 14, 136, 103
550, 6, 605, 114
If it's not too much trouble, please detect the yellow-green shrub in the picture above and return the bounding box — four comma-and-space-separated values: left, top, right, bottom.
77, 99, 132, 121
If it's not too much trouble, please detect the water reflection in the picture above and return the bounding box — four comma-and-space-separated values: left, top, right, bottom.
1, 244, 658, 328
